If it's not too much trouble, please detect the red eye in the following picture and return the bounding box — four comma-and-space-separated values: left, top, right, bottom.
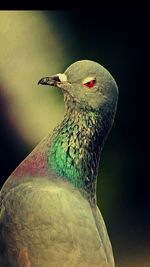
83, 79, 96, 88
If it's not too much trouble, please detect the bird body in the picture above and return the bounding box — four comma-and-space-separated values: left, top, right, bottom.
0, 60, 118, 266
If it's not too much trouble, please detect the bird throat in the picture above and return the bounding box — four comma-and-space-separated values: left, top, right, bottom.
47, 107, 106, 204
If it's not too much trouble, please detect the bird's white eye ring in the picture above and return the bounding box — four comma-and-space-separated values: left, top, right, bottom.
83, 79, 96, 88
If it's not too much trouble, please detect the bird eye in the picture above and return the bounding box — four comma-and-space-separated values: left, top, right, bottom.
83, 79, 96, 88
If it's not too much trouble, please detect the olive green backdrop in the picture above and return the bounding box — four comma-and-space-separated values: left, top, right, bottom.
0, 10, 149, 266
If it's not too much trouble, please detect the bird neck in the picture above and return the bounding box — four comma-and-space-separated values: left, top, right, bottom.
47, 107, 109, 205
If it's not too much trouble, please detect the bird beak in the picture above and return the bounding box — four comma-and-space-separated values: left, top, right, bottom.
38, 73, 67, 87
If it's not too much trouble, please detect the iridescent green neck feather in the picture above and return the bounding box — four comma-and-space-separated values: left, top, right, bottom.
47, 96, 113, 204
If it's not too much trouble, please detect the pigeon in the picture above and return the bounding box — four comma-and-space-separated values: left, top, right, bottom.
0, 60, 118, 267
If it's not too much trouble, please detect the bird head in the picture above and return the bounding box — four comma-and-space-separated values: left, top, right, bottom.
38, 60, 118, 114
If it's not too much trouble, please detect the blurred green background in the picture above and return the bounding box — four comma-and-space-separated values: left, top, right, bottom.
0, 10, 149, 266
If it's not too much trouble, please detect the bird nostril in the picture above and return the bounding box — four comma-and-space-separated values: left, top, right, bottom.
51, 75, 61, 82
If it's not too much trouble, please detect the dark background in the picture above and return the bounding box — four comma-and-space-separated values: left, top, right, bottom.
0, 10, 149, 266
